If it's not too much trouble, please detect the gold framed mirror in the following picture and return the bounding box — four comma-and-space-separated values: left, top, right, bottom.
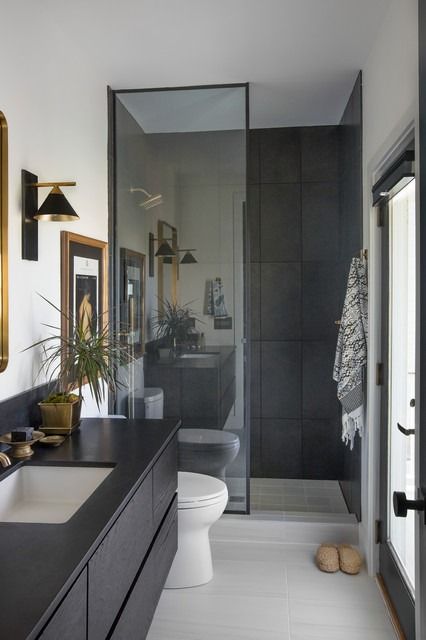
0, 112, 8, 372
157, 219, 178, 313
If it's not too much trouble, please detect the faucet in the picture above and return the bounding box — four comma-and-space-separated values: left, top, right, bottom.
0, 452, 11, 468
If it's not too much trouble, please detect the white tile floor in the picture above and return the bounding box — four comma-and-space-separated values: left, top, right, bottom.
147, 516, 396, 640
251, 478, 349, 515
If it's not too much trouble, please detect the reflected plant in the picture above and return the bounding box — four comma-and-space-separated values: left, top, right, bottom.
152, 299, 200, 346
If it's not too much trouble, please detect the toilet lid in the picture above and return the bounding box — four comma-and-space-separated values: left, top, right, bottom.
177, 471, 227, 507
178, 428, 240, 449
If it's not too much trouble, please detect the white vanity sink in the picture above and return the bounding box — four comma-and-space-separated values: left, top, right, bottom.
179, 353, 217, 359
0, 465, 113, 524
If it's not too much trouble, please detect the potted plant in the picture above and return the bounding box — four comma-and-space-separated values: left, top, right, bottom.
152, 299, 199, 358
26, 295, 132, 434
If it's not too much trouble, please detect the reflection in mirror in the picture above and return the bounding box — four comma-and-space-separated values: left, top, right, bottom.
0, 112, 8, 372
157, 219, 178, 313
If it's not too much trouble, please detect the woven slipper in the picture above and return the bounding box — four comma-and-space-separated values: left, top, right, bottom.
315, 543, 339, 573
338, 544, 363, 575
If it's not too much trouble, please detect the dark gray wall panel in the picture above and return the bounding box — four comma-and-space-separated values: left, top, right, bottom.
260, 183, 301, 262
302, 419, 342, 480
302, 182, 339, 261
260, 128, 300, 183
261, 419, 302, 478
302, 341, 339, 420
248, 108, 361, 490
260, 263, 301, 340
302, 262, 341, 340
261, 341, 301, 419
301, 126, 339, 182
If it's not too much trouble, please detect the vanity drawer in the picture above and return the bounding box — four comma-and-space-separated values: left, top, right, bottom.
88, 472, 153, 640
38, 569, 87, 640
153, 435, 177, 528
111, 495, 178, 640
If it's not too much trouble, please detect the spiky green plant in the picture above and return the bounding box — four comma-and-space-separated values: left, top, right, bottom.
25, 294, 132, 410
152, 299, 200, 345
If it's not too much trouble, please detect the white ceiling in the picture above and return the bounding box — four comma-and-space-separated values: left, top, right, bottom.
54, 0, 392, 128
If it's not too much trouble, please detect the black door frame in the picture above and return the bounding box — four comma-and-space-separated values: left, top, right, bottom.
375, 149, 415, 639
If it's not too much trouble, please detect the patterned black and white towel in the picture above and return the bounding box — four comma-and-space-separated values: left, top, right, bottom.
333, 257, 368, 449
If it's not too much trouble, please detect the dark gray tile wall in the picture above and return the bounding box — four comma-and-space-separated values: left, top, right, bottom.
249, 124, 342, 480
249, 74, 362, 497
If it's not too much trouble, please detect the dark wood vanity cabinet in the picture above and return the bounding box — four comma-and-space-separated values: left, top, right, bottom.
37, 435, 177, 640
38, 570, 87, 640
88, 473, 154, 640
145, 347, 236, 428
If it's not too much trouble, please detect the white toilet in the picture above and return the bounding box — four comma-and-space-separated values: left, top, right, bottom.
165, 471, 228, 589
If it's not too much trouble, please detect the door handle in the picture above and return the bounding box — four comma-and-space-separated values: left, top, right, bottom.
393, 491, 425, 518
397, 422, 415, 436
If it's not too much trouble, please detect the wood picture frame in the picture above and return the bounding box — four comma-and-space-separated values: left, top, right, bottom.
120, 248, 145, 358
0, 112, 8, 373
61, 232, 108, 343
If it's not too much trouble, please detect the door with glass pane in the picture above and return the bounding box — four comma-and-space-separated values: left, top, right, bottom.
379, 177, 416, 639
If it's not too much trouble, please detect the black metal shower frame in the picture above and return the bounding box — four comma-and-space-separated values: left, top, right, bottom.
107, 82, 251, 514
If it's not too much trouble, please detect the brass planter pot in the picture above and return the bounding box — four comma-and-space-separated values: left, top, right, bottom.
39, 399, 81, 435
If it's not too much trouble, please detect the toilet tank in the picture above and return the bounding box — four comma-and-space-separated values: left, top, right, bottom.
144, 388, 164, 419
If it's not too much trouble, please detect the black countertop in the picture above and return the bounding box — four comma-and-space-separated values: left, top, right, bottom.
147, 344, 235, 369
0, 417, 180, 640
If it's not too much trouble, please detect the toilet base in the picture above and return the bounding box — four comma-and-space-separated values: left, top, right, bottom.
165, 494, 228, 589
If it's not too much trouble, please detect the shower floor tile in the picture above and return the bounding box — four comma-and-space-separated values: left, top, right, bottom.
250, 478, 349, 515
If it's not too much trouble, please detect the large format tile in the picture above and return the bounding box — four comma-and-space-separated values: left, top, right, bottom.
260, 183, 301, 262
302, 419, 343, 480
150, 592, 289, 639
250, 341, 261, 417
261, 263, 301, 340
301, 126, 339, 182
261, 341, 301, 418
291, 623, 396, 639
302, 341, 339, 419
260, 127, 300, 183
261, 419, 302, 478
250, 263, 260, 340
302, 182, 339, 262
302, 262, 341, 340
248, 184, 260, 261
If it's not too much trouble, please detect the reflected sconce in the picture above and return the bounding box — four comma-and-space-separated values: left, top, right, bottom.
148, 232, 176, 277
22, 170, 78, 261
178, 249, 197, 264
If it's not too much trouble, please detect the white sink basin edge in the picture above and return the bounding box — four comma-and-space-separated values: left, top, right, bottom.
0, 464, 114, 524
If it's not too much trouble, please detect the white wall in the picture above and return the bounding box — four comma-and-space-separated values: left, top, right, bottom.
361, 0, 418, 572
0, 5, 110, 402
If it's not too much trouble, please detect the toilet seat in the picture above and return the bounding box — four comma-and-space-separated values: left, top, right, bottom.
177, 471, 228, 510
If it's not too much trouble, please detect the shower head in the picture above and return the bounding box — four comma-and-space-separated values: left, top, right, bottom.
130, 187, 163, 210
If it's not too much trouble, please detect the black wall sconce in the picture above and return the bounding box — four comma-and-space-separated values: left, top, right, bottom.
179, 249, 197, 264
148, 232, 176, 276
21, 169, 78, 261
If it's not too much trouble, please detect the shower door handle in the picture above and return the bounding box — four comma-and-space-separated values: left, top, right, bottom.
397, 422, 415, 436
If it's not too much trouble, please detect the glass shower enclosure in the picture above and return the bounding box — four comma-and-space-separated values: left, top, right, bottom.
109, 84, 250, 513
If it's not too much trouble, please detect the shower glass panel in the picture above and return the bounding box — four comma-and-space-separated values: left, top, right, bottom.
111, 85, 249, 513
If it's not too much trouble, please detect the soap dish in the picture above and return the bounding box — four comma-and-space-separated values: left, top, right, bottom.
39, 435, 65, 447
0, 430, 44, 458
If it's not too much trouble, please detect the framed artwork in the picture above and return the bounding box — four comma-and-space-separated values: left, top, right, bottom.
120, 248, 145, 358
61, 232, 108, 342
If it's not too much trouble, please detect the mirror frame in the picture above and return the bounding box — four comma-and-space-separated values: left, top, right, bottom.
0, 112, 8, 372
157, 219, 178, 313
